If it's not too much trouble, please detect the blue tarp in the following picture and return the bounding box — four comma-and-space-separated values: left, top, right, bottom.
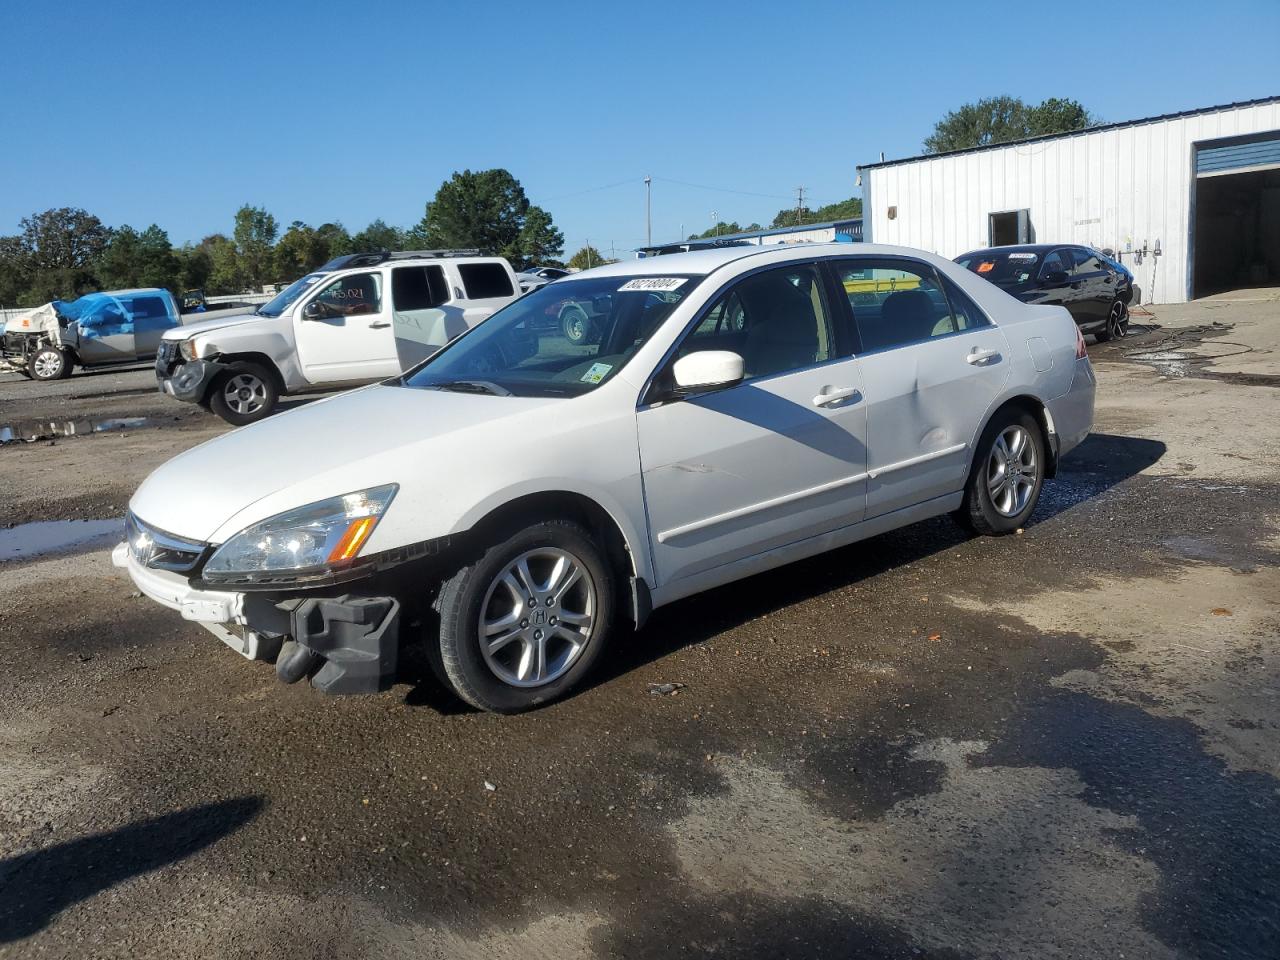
54, 292, 176, 340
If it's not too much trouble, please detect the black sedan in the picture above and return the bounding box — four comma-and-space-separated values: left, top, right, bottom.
955, 244, 1133, 341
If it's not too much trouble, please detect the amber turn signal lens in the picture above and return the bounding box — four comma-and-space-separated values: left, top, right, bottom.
327, 517, 377, 564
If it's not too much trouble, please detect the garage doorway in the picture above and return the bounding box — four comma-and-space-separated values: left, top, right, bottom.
1192, 133, 1280, 298
988, 209, 1032, 246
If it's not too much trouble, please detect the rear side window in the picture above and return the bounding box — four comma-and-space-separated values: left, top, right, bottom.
122, 295, 176, 332
459, 263, 514, 299
1039, 250, 1070, 277
1071, 249, 1105, 275
836, 259, 972, 352
392, 265, 450, 310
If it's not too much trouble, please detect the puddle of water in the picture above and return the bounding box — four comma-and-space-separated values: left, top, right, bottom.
0, 519, 122, 562
0, 417, 152, 444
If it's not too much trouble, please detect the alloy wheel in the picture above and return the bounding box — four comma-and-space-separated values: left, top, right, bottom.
33, 351, 63, 379
986, 425, 1038, 517
1108, 300, 1129, 339
478, 547, 596, 687
223, 372, 268, 416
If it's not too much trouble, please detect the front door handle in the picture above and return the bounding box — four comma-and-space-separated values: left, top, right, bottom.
813, 386, 861, 407
966, 347, 1001, 365
369, 321, 391, 329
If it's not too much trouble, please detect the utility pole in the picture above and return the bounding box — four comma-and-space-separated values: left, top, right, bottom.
585, 238, 592, 269
795, 186, 806, 226
644, 176, 652, 248
711, 211, 718, 237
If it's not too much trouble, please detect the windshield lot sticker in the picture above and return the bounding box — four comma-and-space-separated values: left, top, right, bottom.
1007, 252, 1038, 261
581, 362, 613, 384
977, 261, 995, 273
619, 278, 687, 292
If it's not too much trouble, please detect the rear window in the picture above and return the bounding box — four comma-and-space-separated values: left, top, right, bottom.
459, 263, 514, 299
955, 251, 1040, 286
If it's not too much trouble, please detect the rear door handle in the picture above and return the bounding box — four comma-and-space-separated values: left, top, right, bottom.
813, 386, 861, 407
966, 347, 1001, 365
369, 321, 391, 329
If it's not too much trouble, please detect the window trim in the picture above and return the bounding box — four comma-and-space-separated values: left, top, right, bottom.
639, 258, 853, 408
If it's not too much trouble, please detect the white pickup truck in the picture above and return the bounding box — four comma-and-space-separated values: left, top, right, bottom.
155, 250, 522, 424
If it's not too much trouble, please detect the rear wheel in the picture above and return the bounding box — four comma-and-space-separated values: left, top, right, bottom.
432, 518, 615, 713
955, 409, 1046, 535
209, 362, 279, 425
28, 346, 71, 381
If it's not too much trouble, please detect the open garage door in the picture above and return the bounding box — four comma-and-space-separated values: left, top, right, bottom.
1192, 132, 1280, 298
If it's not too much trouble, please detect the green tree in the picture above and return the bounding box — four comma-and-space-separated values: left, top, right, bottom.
0, 235, 31, 306
411, 169, 562, 268
514, 205, 564, 270
350, 219, 403, 253
924, 96, 1096, 154
202, 234, 244, 295
98, 225, 144, 288
567, 245, 609, 270
4, 207, 109, 302
175, 243, 214, 292
767, 196, 863, 229
688, 221, 761, 240
232, 204, 278, 290
314, 222, 352, 261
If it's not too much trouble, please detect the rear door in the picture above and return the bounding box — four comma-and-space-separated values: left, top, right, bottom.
122, 293, 178, 359
293, 270, 400, 383
391, 264, 466, 369
833, 257, 1011, 519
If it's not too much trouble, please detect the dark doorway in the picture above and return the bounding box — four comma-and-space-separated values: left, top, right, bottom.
1193, 167, 1280, 297
988, 209, 1032, 246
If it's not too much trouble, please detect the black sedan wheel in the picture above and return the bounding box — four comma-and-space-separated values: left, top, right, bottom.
1095, 300, 1129, 343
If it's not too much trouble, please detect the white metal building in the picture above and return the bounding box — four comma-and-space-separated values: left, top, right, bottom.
858, 96, 1280, 303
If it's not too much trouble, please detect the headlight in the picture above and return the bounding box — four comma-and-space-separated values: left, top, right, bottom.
178, 339, 199, 361
202, 485, 398, 581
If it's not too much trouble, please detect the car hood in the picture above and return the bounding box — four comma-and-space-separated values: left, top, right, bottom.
130, 384, 557, 543
163, 312, 267, 339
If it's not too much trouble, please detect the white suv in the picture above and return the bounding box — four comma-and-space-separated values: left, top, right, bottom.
117, 243, 1094, 712
156, 250, 522, 424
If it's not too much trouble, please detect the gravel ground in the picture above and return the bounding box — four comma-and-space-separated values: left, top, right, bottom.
1, 297, 1278, 959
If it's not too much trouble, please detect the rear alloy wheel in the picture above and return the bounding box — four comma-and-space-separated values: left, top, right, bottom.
1106, 299, 1130, 340
28, 346, 71, 381
433, 519, 614, 713
209, 362, 279, 425
956, 409, 1046, 535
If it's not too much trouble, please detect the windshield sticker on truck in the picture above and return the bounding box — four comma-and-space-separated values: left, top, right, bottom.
580, 362, 613, 384
618, 278, 687, 293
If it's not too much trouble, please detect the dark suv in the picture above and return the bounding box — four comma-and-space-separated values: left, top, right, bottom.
955, 244, 1133, 341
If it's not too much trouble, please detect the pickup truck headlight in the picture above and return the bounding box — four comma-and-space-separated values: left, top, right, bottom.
202, 485, 398, 581
178, 339, 199, 361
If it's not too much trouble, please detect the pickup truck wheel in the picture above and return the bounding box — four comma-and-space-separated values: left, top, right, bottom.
209, 363, 278, 425
560, 305, 591, 345
955, 409, 1046, 536
433, 519, 614, 713
28, 346, 71, 381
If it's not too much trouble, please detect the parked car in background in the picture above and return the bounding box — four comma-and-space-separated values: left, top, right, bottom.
955, 244, 1133, 341
2, 288, 181, 381
516, 266, 571, 294
117, 242, 1094, 712
155, 250, 522, 425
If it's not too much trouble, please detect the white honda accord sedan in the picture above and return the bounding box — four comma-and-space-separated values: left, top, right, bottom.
115, 243, 1095, 712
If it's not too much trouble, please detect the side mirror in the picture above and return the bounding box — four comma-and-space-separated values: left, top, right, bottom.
672, 350, 745, 394
1041, 270, 1070, 286
302, 301, 324, 321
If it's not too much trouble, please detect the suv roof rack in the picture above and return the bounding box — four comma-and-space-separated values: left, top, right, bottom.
319, 249, 485, 271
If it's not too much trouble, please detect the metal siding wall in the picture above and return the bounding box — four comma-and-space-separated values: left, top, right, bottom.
866, 102, 1280, 302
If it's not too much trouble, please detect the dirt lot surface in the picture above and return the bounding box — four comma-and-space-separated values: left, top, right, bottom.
2, 295, 1278, 959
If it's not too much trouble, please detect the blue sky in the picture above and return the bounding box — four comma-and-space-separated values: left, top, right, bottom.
2, 0, 1277, 255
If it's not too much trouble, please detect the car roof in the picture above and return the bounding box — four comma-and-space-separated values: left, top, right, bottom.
571, 242, 947, 279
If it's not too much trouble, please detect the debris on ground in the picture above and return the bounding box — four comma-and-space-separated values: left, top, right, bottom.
647, 682, 686, 696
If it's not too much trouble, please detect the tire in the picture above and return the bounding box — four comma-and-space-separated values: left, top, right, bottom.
1104, 299, 1129, 340
433, 518, 615, 713
955, 409, 1046, 536
28, 346, 72, 381
560, 304, 592, 345
209, 362, 279, 425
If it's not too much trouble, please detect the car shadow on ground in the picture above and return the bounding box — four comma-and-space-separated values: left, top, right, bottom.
0, 796, 263, 944
404, 432, 1165, 711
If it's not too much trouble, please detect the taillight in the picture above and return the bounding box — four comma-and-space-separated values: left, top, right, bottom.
1074, 324, 1088, 359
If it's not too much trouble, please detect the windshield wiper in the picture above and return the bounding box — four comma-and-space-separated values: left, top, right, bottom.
431, 379, 512, 396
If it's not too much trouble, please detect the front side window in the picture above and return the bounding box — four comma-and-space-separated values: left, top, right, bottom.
677, 264, 834, 380
459, 262, 515, 299
310, 272, 382, 318
837, 259, 972, 352
400, 274, 700, 398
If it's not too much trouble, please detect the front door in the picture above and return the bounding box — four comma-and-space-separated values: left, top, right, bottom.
294, 271, 400, 383
637, 262, 869, 586
832, 257, 1011, 519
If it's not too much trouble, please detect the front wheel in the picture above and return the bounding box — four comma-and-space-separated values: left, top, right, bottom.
955, 410, 1046, 535
432, 519, 615, 713
209, 362, 279, 425
28, 346, 72, 381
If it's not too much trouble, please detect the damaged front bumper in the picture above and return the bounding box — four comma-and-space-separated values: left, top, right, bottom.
156, 355, 221, 403
112, 542, 400, 694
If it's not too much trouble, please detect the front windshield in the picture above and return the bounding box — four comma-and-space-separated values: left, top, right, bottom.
256, 272, 328, 317
400, 274, 701, 398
